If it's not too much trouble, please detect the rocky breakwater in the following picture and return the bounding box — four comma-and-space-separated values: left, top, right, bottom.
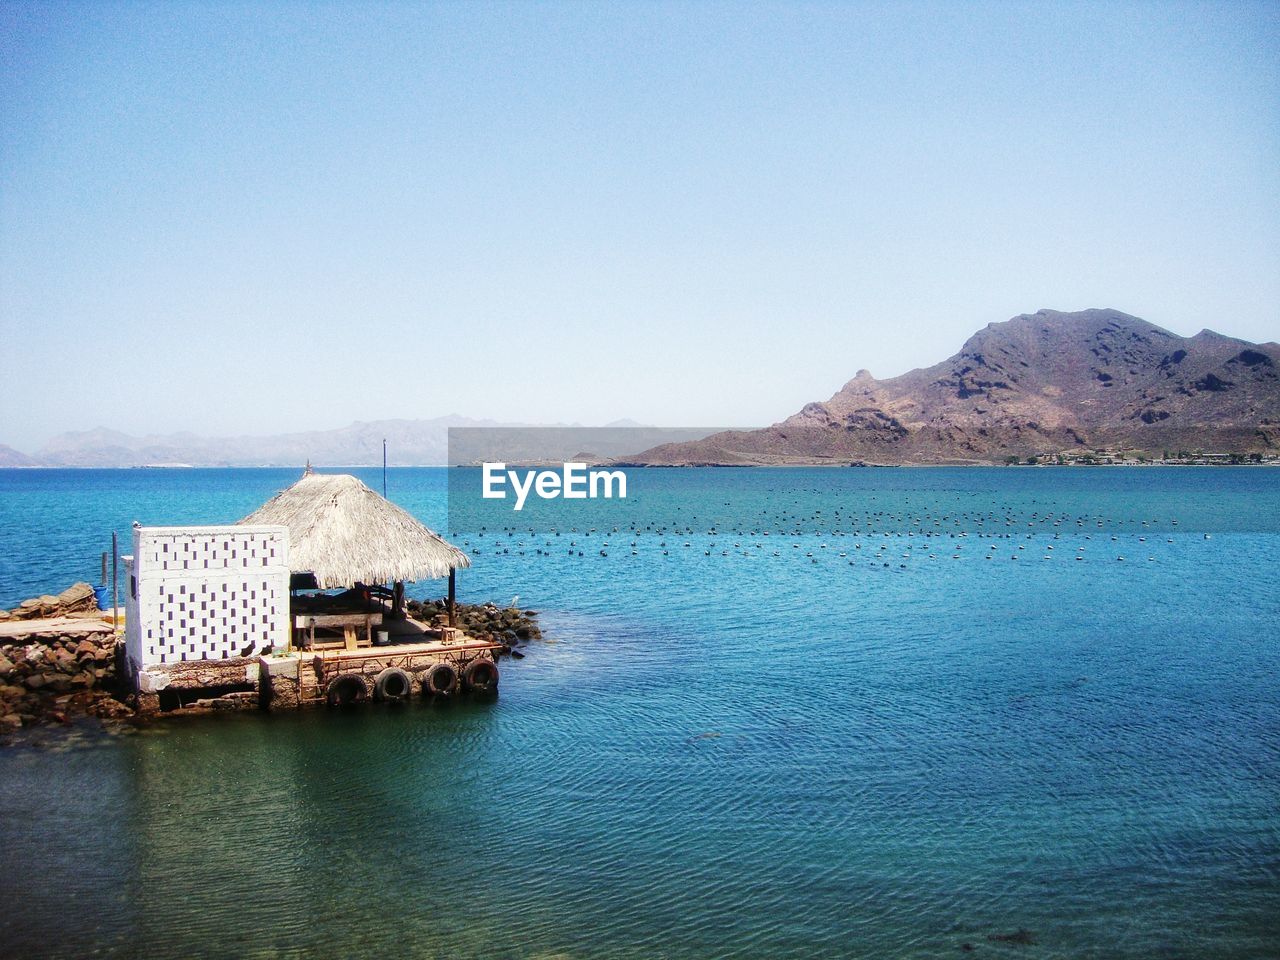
406, 599, 543, 660
0, 582, 100, 622
0, 632, 132, 735
0, 582, 133, 737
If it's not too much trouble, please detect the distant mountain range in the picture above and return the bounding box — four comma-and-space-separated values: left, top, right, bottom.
627, 309, 1280, 465
0, 417, 724, 468
5, 309, 1276, 468
0, 444, 40, 468
0, 417, 483, 467
0, 417, 655, 468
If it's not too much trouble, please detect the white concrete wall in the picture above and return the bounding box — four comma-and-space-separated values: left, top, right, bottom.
123, 554, 139, 670
124, 525, 290, 669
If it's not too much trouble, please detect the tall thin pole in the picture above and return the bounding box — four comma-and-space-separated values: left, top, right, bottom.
383, 438, 387, 497
111, 531, 119, 633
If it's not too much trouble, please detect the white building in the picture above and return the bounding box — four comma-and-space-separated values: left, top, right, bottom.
122, 524, 291, 678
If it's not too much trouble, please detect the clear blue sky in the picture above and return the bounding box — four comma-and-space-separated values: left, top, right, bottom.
2, 0, 1277, 450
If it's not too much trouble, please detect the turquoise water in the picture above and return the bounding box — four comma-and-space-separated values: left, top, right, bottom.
0, 467, 1277, 958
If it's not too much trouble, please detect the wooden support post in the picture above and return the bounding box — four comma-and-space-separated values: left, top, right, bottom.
111, 532, 119, 633
448, 568, 456, 628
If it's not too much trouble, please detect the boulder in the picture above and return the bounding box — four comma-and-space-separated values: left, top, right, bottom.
93, 699, 133, 719
58, 583, 96, 610
6, 582, 100, 620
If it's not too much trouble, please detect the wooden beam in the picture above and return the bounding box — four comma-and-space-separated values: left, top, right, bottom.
448, 568, 457, 628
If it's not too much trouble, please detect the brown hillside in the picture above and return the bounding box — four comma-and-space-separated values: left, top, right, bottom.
630, 309, 1280, 464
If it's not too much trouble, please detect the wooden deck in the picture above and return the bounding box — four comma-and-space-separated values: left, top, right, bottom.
310, 636, 501, 664
287, 635, 504, 707
0, 616, 115, 640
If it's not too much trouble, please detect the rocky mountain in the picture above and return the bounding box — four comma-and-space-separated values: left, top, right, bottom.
629, 309, 1280, 465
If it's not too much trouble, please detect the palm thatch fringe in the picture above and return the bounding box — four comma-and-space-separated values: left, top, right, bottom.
239, 472, 469, 589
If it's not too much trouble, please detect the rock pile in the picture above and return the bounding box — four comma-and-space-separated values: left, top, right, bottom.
0, 633, 132, 734
0, 582, 101, 622
406, 599, 543, 658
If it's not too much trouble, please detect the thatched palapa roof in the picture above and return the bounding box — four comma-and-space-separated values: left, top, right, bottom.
240, 471, 469, 589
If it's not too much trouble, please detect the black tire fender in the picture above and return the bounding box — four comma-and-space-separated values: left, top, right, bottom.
373, 667, 413, 701
462, 658, 499, 694
325, 673, 368, 707
422, 661, 458, 697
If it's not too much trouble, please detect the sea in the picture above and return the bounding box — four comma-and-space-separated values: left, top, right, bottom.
0, 466, 1276, 959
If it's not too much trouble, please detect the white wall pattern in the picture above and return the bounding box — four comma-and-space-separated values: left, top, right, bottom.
125, 526, 290, 668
